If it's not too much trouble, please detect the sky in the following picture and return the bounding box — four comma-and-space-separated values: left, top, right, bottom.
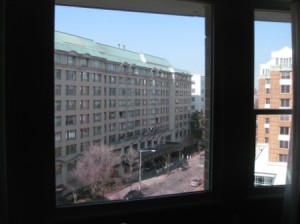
55, 6, 205, 74
55, 6, 291, 86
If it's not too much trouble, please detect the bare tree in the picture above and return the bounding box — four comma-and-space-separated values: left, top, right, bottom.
66, 145, 121, 200
122, 147, 139, 189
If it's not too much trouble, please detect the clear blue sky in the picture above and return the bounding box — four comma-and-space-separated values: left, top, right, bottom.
55, 6, 292, 83
55, 6, 205, 74
255, 21, 291, 87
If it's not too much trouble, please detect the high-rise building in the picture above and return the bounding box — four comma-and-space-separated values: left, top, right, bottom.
255, 46, 292, 185
191, 74, 205, 112
54, 31, 194, 187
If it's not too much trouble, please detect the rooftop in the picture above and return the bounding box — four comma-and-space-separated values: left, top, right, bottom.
55, 31, 191, 74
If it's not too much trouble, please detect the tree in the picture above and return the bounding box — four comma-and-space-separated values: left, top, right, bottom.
122, 147, 139, 188
66, 145, 121, 200
190, 110, 206, 149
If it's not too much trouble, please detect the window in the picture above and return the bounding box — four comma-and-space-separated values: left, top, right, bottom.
280, 99, 290, 108
54, 116, 61, 127
66, 85, 76, 95
281, 85, 291, 93
66, 144, 76, 155
80, 100, 89, 110
66, 70, 76, 80
280, 127, 289, 135
66, 115, 76, 125
280, 71, 291, 79
66, 130, 76, 140
254, 174, 275, 186
80, 114, 90, 124
54, 5, 209, 207
254, 18, 292, 187
80, 86, 89, 96
80, 128, 90, 138
66, 100, 76, 110
55, 85, 61, 95
54, 101, 61, 111
93, 100, 101, 109
55, 132, 61, 142
55, 69, 61, 80
55, 147, 62, 158
93, 73, 101, 82
6, 1, 300, 224
279, 140, 289, 149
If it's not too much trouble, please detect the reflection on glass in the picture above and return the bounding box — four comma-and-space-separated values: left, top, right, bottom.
54, 6, 209, 205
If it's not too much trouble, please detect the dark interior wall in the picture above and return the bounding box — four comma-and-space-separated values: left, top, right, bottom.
1, 0, 287, 224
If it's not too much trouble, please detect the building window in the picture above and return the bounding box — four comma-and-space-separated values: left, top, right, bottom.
54, 53, 61, 64
80, 128, 90, 138
80, 58, 88, 67
80, 86, 89, 96
55, 132, 61, 142
93, 73, 101, 82
55, 147, 62, 158
93, 87, 101, 96
265, 118, 270, 124
66, 100, 76, 110
280, 114, 290, 121
54, 101, 61, 111
93, 100, 101, 109
279, 154, 288, 162
80, 100, 89, 110
80, 114, 90, 124
66, 130, 76, 140
93, 113, 101, 122
54, 69, 61, 80
66, 70, 76, 80
55, 85, 61, 95
80, 142, 90, 152
280, 71, 291, 79
281, 85, 291, 93
280, 99, 290, 107
67, 55, 75, 65
280, 127, 289, 135
66, 115, 76, 125
254, 174, 275, 186
66, 85, 76, 95
279, 140, 289, 149
93, 126, 101, 136
264, 137, 269, 143
54, 116, 61, 127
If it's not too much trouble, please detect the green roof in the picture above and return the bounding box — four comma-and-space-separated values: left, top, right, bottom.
55, 31, 191, 75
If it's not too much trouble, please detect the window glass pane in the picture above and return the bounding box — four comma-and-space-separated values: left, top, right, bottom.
55, 5, 210, 205
254, 18, 292, 187
255, 115, 291, 186
254, 21, 292, 110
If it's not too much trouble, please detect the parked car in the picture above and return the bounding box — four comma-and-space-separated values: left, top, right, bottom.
191, 178, 202, 187
123, 190, 144, 200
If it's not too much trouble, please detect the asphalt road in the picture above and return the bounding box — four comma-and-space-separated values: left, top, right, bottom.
106, 153, 204, 200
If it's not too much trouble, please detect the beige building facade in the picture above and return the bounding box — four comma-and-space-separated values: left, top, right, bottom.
54, 31, 194, 187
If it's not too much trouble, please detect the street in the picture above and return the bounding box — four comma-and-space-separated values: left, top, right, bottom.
106, 152, 205, 200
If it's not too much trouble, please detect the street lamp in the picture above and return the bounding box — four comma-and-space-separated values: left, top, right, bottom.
139, 149, 156, 190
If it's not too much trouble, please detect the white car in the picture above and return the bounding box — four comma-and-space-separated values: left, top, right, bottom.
191, 179, 202, 187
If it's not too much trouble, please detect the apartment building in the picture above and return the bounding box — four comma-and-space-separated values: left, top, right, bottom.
54, 31, 193, 187
255, 46, 292, 185
191, 74, 205, 112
